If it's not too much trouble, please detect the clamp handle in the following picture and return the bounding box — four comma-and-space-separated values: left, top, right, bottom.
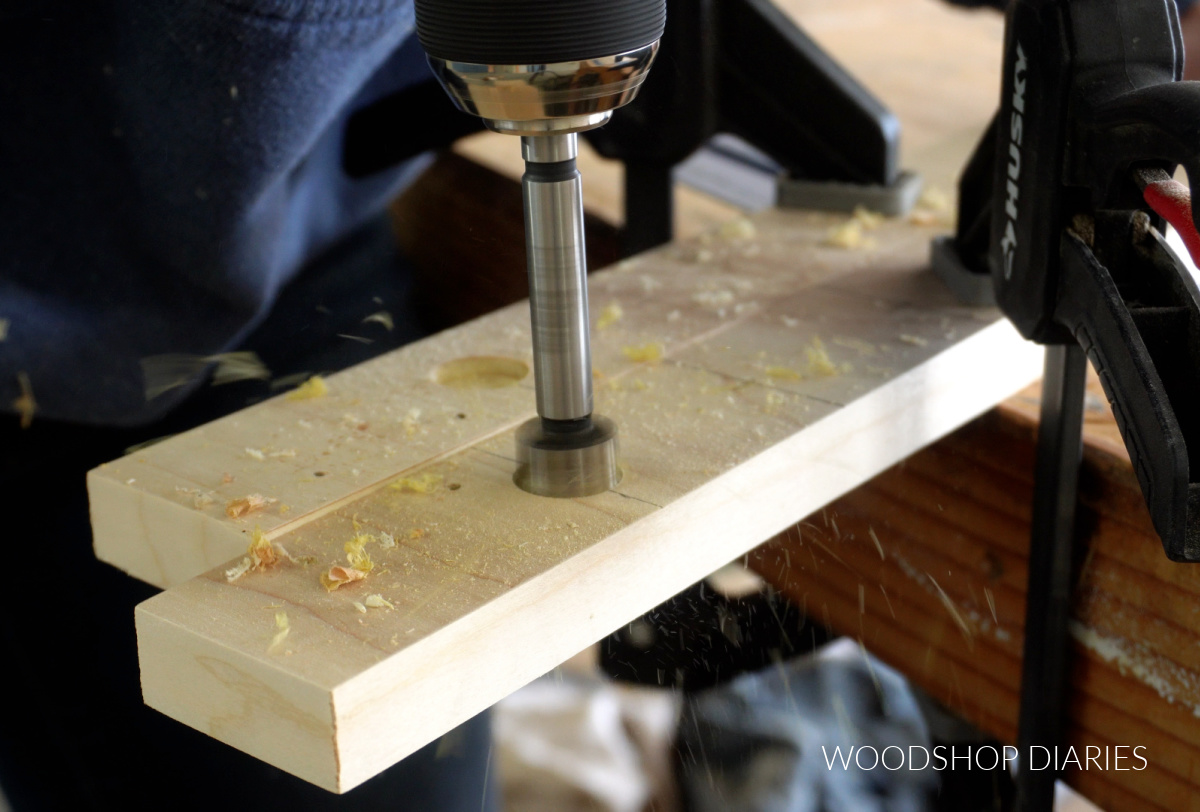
1055, 225, 1200, 561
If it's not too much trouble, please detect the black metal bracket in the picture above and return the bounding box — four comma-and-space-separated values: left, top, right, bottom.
587, 0, 908, 255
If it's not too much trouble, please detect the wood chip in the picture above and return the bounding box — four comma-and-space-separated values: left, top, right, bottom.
362, 311, 394, 331
718, 218, 757, 241
269, 611, 290, 652
596, 302, 623, 330
365, 594, 395, 610
823, 220, 877, 251
226, 493, 272, 518
320, 566, 368, 592
13, 371, 35, 429
286, 375, 328, 401
621, 343, 664, 363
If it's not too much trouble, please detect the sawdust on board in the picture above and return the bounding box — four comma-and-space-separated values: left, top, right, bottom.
390, 473, 442, 493
622, 343, 664, 363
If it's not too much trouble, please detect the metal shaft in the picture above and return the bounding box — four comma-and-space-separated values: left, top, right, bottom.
522, 133, 593, 421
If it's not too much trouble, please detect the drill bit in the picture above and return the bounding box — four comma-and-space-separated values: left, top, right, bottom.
515, 132, 620, 497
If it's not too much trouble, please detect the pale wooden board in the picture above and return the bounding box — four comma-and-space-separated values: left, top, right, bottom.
87, 0, 1035, 793
91, 208, 1044, 792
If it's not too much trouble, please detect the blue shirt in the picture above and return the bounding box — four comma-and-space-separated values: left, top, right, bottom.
1, 1, 432, 426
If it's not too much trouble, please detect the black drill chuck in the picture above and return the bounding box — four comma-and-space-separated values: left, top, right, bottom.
414, 0, 666, 65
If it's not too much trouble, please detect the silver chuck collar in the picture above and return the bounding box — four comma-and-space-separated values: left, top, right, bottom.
414, 0, 664, 498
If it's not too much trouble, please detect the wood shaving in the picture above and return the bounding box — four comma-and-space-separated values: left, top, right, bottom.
389, 473, 442, 493
269, 611, 289, 652
338, 334, 373, 344
244, 447, 265, 461
596, 302, 623, 330
274, 544, 316, 566
718, 218, 757, 241
13, 371, 35, 429
805, 338, 842, 377
764, 366, 802, 381
378, 532, 396, 549
402, 408, 421, 436
852, 206, 885, 230
352, 601, 367, 614
247, 528, 281, 570
344, 534, 376, 573
225, 528, 284, 582
898, 334, 930, 347
320, 565, 368, 592
286, 375, 328, 401
365, 594, 395, 610
225, 493, 273, 518
823, 221, 877, 251
909, 186, 954, 226
210, 352, 271, 386
140, 352, 269, 399
224, 558, 252, 583
918, 186, 951, 212
621, 343, 664, 363
362, 311, 394, 331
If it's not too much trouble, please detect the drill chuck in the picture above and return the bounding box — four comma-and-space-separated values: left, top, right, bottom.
415, 0, 664, 136
414, 0, 665, 66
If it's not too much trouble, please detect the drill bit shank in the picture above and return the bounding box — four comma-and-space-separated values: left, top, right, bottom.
523, 134, 592, 422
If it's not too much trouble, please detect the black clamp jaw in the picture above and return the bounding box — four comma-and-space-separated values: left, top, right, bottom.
941, 0, 1200, 563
